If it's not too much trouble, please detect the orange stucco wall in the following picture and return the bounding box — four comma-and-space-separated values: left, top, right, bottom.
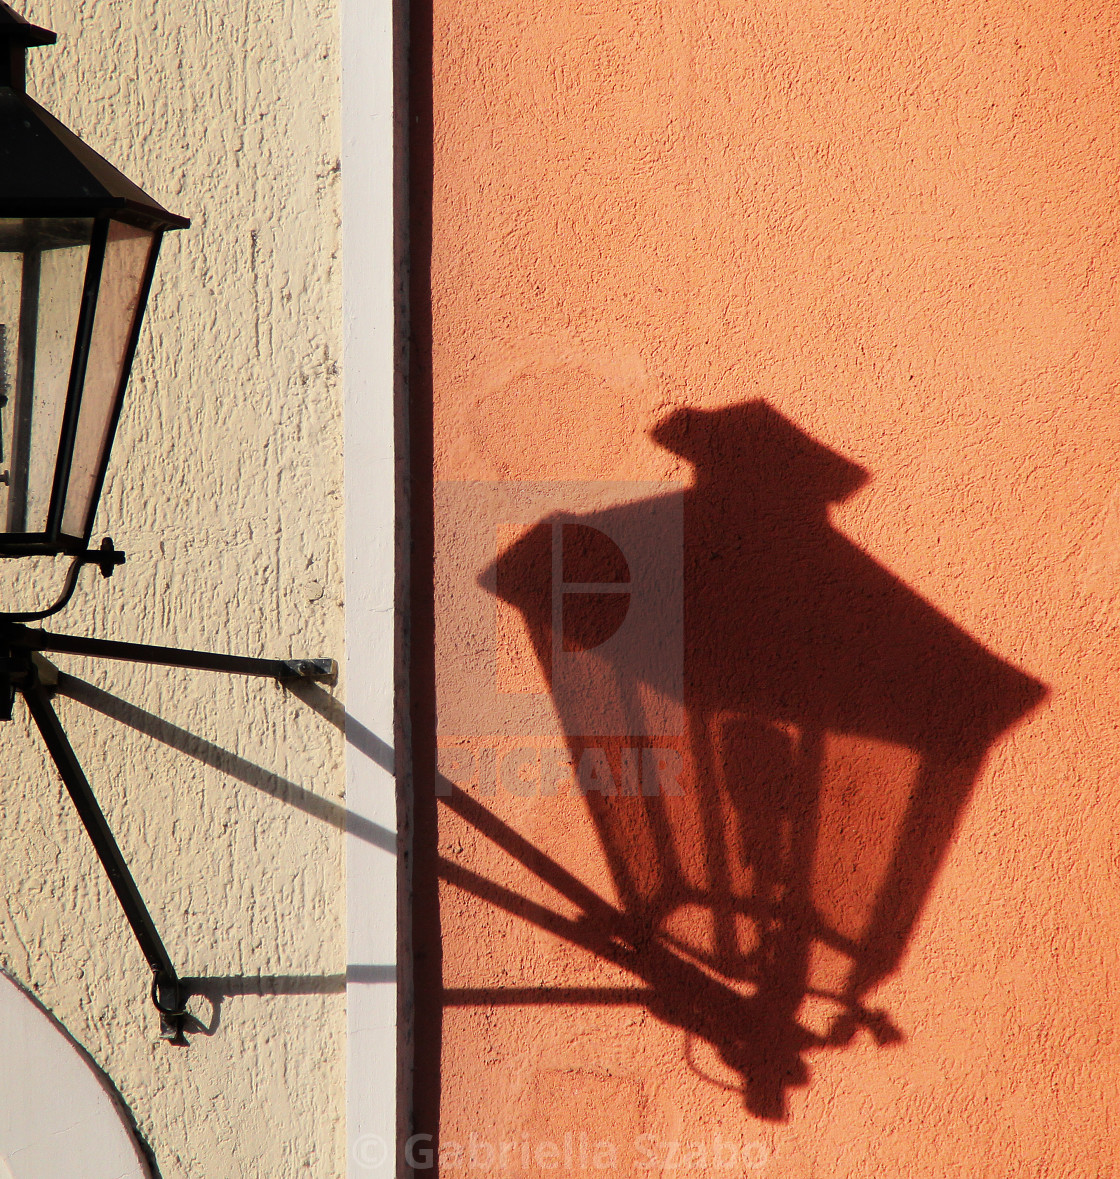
413, 1, 1120, 1174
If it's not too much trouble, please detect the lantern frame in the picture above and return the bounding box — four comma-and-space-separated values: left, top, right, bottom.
0, 5, 189, 563
0, 217, 164, 558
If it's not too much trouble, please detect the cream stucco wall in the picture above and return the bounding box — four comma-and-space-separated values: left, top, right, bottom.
2, 2, 348, 1175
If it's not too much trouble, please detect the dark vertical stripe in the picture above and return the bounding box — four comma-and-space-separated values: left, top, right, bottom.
407, 0, 440, 1168
8, 245, 41, 531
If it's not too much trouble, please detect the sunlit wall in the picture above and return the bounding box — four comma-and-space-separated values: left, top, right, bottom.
419, 1, 1120, 1174
1, 2, 347, 1175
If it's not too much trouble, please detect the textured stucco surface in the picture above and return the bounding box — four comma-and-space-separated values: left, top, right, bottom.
1, 3, 346, 1176
425, 0, 1120, 1175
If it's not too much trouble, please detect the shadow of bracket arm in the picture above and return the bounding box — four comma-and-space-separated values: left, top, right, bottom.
53, 673, 397, 854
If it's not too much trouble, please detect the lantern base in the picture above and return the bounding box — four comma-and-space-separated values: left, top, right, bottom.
0, 619, 336, 1043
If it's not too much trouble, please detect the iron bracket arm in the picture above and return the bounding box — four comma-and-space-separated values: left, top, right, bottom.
6, 623, 337, 684
23, 675, 189, 1042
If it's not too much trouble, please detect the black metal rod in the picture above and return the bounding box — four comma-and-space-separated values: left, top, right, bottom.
8, 246, 40, 533
11, 626, 336, 682
0, 553, 86, 624
22, 677, 181, 990
46, 219, 108, 542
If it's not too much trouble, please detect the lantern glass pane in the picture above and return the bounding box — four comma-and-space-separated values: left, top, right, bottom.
61, 222, 156, 539
0, 217, 93, 537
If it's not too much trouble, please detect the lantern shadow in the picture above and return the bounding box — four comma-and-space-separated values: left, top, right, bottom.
484, 400, 1047, 1121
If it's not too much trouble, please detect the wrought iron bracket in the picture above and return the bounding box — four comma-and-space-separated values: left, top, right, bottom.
0, 619, 337, 1043
2, 537, 126, 624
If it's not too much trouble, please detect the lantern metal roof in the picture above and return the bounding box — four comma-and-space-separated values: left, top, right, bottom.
0, 1, 53, 46
0, 5, 189, 230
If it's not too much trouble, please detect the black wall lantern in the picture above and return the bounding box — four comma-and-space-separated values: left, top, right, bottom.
0, 2, 188, 566
0, 5, 335, 1043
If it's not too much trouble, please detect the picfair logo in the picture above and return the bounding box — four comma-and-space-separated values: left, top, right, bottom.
435, 482, 684, 740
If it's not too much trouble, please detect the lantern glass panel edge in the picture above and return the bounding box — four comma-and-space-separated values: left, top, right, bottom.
59, 218, 160, 542
0, 213, 94, 550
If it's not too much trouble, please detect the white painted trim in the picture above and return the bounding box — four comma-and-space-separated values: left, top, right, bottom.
342, 0, 400, 1174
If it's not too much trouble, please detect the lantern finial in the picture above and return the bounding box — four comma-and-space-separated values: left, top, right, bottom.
0, 3, 55, 92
